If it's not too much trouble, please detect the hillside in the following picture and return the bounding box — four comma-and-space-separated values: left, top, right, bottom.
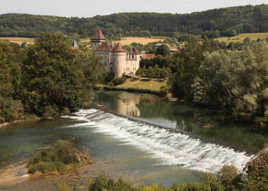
0, 4, 267, 39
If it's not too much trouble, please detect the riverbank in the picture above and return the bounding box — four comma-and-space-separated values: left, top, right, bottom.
96, 85, 166, 96
0, 163, 31, 186
0, 161, 108, 188
0, 116, 41, 129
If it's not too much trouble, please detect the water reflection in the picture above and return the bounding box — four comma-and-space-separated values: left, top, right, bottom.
117, 92, 141, 117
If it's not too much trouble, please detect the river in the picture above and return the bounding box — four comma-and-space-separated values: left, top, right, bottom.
0, 90, 267, 190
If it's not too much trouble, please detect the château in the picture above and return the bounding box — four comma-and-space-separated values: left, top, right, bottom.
91, 28, 140, 77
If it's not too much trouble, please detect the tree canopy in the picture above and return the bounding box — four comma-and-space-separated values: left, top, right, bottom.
0, 32, 105, 123
0, 4, 268, 39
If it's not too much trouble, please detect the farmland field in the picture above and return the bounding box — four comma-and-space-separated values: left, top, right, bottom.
0, 37, 35, 45
216, 33, 268, 44
114, 37, 166, 45
81, 36, 166, 45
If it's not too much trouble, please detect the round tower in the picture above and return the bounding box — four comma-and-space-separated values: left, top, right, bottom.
91, 27, 106, 51
112, 43, 127, 77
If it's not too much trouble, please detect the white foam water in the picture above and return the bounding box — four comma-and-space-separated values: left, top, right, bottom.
62, 109, 253, 173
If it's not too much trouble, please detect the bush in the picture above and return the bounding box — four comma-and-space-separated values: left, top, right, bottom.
88, 175, 225, 191
42, 105, 59, 119
27, 140, 91, 174
0, 97, 24, 123
246, 149, 268, 191
57, 183, 71, 191
171, 183, 217, 191
219, 165, 239, 191
112, 76, 127, 86
88, 175, 137, 191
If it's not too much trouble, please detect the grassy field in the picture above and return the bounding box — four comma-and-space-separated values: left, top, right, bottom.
117, 77, 166, 91
81, 36, 166, 45
0, 37, 35, 45
97, 77, 167, 95
216, 33, 268, 44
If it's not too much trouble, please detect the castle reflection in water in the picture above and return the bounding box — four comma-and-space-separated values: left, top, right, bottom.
116, 92, 141, 117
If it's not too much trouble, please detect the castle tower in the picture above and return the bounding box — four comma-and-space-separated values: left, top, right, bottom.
112, 43, 127, 77
91, 27, 106, 51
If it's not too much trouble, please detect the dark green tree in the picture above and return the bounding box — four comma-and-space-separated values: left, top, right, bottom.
156, 44, 170, 56
22, 33, 88, 116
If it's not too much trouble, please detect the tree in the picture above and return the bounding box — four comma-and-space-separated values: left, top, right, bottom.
156, 44, 170, 56
0, 41, 24, 122
22, 32, 86, 116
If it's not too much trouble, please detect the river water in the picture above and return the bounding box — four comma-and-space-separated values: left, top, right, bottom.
1, 90, 268, 190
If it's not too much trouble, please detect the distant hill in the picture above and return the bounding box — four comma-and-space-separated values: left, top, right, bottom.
0, 4, 267, 39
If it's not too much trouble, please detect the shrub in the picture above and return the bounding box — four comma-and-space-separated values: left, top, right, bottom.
57, 183, 71, 191
42, 105, 59, 119
27, 140, 91, 174
88, 175, 136, 191
246, 149, 268, 191
0, 97, 24, 123
112, 76, 127, 86
219, 165, 239, 191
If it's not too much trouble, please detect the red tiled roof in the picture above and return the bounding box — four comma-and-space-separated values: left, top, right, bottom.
140, 53, 156, 60
91, 27, 106, 40
168, 45, 178, 52
112, 43, 126, 52
96, 42, 112, 51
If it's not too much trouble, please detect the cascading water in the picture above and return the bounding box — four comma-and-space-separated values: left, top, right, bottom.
62, 109, 253, 173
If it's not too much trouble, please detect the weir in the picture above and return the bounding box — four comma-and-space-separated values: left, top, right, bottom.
63, 109, 254, 173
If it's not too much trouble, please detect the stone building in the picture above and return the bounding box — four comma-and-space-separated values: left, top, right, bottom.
91, 28, 140, 77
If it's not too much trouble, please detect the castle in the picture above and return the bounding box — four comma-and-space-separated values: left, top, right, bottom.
91, 28, 140, 77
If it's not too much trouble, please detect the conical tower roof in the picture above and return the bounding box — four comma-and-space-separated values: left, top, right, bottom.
91, 27, 106, 40
112, 43, 126, 52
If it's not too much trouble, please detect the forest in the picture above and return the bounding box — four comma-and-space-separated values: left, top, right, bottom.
0, 4, 267, 39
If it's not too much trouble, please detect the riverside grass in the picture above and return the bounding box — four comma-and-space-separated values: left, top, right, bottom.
96, 78, 167, 96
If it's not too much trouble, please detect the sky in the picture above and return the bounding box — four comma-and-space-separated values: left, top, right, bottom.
0, 0, 267, 17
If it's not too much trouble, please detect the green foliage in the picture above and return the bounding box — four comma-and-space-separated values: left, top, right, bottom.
169, 39, 268, 124
246, 150, 268, 191
138, 55, 173, 78
156, 45, 170, 56
88, 175, 137, 191
112, 76, 128, 86
0, 97, 24, 123
88, 175, 224, 191
0, 41, 24, 122
22, 32, 84, 115
54, 162, 268, 191
136, 66, 170, 79
219, 166, 239, 191
1, 5, 268, 38
0, 33, 104, 123
169, 38, 211, 99
57, 183, 71, 191
21, 32, 104, 117
171, 183, 220, 191
27, 140, 90, 174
